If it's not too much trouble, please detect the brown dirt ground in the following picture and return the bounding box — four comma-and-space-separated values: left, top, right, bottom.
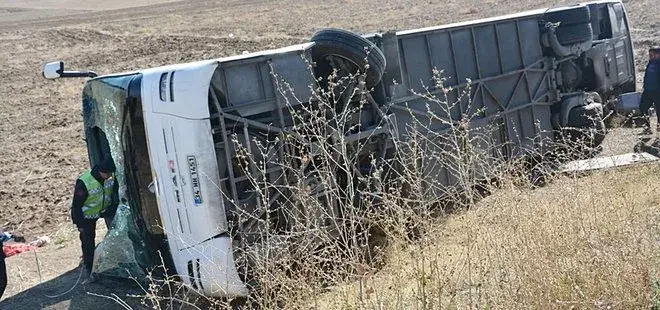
0, 0, 657, 308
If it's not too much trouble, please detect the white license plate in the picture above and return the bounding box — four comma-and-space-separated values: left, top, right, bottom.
187, 155, 203, 205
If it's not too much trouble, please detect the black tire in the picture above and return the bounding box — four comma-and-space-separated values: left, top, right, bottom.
565, 103, 606, 153
311, 28, 386, 89
544, 5, 591, 26
555, 23, 593, 46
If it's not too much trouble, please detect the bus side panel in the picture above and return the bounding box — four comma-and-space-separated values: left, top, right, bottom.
387, 15, 554, 192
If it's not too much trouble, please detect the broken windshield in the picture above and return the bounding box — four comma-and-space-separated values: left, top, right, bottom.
82, 74, 132, 193
81, 74, 155, 281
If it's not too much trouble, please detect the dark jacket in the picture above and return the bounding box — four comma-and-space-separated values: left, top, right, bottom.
70, 167, 119, 227
643, 59, 660, 92
0, 230, 13, 259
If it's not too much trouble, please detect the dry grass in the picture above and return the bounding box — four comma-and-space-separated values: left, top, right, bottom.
313, 164, 660, 309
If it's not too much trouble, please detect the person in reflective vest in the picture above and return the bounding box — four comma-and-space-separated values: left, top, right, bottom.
70, 157, 118, 283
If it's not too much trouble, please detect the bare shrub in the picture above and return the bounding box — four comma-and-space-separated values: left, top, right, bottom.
218, 56, 561, 308
229, 57, 389, 308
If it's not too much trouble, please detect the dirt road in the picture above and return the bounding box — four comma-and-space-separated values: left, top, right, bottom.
0, 0, 657, 308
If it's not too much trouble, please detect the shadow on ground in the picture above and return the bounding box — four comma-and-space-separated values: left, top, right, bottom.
0, 266, 148, 310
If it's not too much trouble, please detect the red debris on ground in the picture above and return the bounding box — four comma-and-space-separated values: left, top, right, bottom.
3, 236, 50, 258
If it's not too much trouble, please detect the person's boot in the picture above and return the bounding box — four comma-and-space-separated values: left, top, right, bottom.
82, 264, 97, 285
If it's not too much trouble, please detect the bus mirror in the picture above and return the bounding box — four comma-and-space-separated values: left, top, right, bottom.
42, 61, 98, 79
43, 61, 64, 79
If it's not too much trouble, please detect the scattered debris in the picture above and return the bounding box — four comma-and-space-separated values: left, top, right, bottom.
3, 236, 50, 258
558, 152, 660, 174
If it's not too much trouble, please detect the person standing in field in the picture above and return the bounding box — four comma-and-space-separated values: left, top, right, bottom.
640, 46, 660, 134
70, 157, 119, 283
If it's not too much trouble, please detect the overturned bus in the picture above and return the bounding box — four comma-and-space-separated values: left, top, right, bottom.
43, 0, 636, 298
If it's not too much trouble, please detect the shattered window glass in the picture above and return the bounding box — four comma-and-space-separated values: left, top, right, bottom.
93, 203, 152, 280
82, 74, 155, 282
